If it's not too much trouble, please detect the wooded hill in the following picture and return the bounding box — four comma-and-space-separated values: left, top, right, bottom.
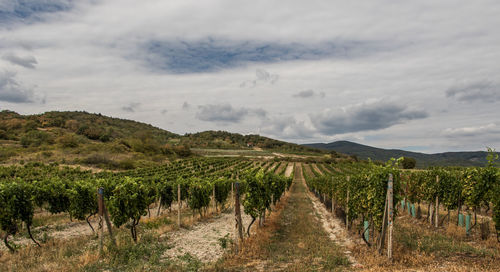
0, 110, 324, 169
305, 140, 497, 167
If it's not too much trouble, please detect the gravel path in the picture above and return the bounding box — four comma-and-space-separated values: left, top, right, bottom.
303, 173, 364, 269
284, 163, 294, 177
161, 207, 252, 263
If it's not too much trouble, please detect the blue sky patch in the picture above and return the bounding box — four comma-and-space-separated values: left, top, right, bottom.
142, 38, 381, 74
0, 0, 74, 25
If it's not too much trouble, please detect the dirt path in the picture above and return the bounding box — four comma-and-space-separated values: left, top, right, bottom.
284, 163, 294, 177
317, 163, 333, 174
221, 164, 351, 271
312, 163, 324, 175
161, 207, 253, 264
303, 173, 363, 268
0, 220, 95, 252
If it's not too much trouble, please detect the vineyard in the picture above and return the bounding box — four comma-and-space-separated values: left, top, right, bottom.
0, 156, 499, 271
304, 158, 500, 244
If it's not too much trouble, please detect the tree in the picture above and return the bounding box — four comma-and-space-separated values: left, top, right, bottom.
401, 157, 416, 169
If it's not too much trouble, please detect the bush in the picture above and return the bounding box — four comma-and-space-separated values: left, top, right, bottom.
23, 120, 38, 132
20, 130, 54, 147
77, 124, 104, 140
58, 134, 80, 148
64, 119, 79, 132
118, 159, 136, 170
82, 153, 113, 166
0, 129, 8, 140
173, 145, 192, 157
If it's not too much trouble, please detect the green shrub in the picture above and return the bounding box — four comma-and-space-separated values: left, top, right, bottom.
20, 130, 54, 147
59, 134, 80, 148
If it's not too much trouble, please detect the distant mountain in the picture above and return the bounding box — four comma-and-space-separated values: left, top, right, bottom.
304, 141, 496, 167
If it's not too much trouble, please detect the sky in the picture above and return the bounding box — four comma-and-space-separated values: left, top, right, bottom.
0, 0, 499, 153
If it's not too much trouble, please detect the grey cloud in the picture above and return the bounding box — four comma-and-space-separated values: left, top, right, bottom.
121, 102, 140, 112
240, 69, 279, 88
311, 101, 428, 135
144, 38, 384, 74
2, 53, 38, 69
292, 89, 325, 98
446, 81, 500, 103
0, 70, 36, 103
260, 116, 314, 140
196, 103, 266, 123
182, 101, 190, 110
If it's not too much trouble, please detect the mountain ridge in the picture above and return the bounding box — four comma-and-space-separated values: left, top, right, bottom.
304, 140, 496, 167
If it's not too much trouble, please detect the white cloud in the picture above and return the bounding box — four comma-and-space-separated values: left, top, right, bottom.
443, 123, 499, 138
0, 0, 499, 152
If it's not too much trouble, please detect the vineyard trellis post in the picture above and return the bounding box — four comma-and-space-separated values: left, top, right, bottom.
177, 184, 181, 227
212, 185, 216, 214
435, 175, 439, 228
97, 187, 116, 253
234, 182, 244, 254
377, 174, 391, 257
346, 176, 350, 230
231, 182, 234, 208
387, 173, 394, 260
98, 188, 104, 255
331, 176, 334, 213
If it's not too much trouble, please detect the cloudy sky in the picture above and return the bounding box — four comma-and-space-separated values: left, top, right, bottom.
1, 0, 499, 153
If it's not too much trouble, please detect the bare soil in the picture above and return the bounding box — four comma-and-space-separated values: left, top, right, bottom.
161, 207, 253, 263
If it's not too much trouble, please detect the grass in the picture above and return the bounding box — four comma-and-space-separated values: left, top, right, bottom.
216, 165, 350, 271
81, 232, 171, 272
350, 209, 500, 271
396, 223, 495, 257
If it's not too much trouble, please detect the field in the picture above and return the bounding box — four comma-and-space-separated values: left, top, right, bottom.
0, 157, 499, 271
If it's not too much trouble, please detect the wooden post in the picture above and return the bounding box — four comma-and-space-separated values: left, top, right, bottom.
429, 202, 434, 225
331, 182, 334, 213
377, 195, 388, 255
466, 214, 471, 235
435, 175, 439, 228
271, 194, 274, 211
177, 184, 181, 227
97, 188, 104, 255
346, 176, 350, 230
387, 174, 394, 260
231, 182, 234, 208
156, 196, 162, 216
212, 185, 216, 214
234, 182, 244, 253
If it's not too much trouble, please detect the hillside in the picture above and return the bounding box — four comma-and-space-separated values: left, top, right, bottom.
0, 110, 191, 169
305, 141, 496, 167
179, 130, 324, 154
0, 110, 327, 169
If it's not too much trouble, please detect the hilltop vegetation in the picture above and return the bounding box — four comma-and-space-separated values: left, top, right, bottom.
180, 130, 323, 154
0, 110, 327, 169
0, 110, 188, 169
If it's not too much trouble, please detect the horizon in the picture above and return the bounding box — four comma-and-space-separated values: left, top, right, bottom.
1, 1, 499, 153
2, 108, 495, 155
